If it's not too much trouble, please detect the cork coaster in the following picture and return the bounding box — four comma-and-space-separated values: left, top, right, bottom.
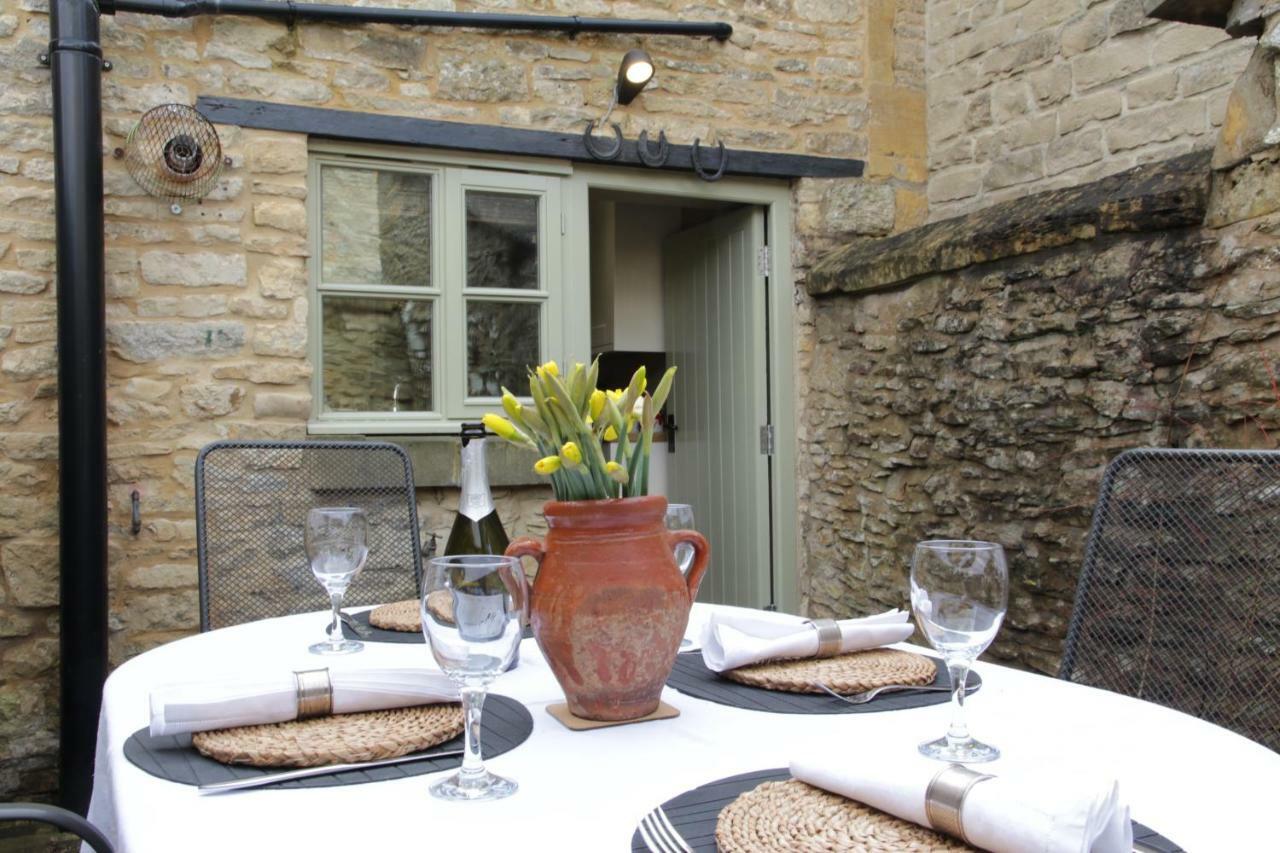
716, 779, 974, 853
723, 649, 936, 694
191, 703, 464, 768
368, 598, 422, 632
546, 701, 680, 731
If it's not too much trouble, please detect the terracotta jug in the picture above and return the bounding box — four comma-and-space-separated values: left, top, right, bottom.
506, 495, 710, 721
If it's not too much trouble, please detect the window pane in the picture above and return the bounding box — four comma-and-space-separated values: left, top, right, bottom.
321, 166, 431, 287
322, 296, 433, 412
467, 301, 539, 397
466, 191, 539, 290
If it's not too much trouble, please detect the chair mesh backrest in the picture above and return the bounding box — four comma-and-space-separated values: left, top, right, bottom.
195, 440, 423, 631
1061, 448, 1280, 750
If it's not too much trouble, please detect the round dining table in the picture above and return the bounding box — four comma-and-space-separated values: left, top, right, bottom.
87, 603, 1279, 852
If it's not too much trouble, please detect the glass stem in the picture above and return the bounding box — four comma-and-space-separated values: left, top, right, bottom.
328, 591, 344, 647
459, 686, 487, 782
945, 657, 972, 746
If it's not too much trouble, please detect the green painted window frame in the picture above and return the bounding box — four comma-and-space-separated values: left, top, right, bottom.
307, 148, 570, 435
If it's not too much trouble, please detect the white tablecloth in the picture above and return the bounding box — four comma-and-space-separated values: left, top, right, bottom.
88, 603, 1279, 852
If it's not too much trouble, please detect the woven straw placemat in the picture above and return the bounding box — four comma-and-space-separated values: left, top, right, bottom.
369, 598, 421, 632
716, 778, 973, 853
192, 703, 464, 768
722, 648, 936, 694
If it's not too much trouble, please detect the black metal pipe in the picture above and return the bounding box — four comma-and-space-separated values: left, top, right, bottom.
104, 0, 733, 39
50, 0, 109, 816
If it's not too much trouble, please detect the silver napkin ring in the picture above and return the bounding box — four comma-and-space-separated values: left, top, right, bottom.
924, 764, 993, 844
293, 668, 333, 720
808, 618, 843, 658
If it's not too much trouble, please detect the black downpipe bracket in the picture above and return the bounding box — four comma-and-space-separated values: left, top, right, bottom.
104, 0, 733, 40
50, 0, 109, 816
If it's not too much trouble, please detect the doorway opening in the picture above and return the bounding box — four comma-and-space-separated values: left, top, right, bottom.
587, 188, 776, 610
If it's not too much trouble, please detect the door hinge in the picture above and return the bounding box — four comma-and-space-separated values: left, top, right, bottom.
759, 423, 775, 456
756, 245, 770, 277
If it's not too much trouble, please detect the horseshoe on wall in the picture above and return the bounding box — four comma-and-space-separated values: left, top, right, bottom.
691, 138, 727, 182
582, 120, 624, 161
636, 129, 670, 168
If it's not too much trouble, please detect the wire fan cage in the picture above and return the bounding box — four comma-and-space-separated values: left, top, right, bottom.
124, 103, 224, 201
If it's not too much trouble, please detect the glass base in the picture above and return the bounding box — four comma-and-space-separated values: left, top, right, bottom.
918, 735, 1000, 763
309, 639, 363, 655
429, 769, 517, 801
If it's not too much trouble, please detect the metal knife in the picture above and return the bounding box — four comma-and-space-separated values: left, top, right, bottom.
197, 748, 464, 794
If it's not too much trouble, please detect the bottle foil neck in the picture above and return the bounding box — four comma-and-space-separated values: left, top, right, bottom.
459, 437, 495, 522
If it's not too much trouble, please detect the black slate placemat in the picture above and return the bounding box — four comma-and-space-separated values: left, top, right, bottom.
339, 611, 536, 644
124, 694, 531, 789
629, 768, 1184, 852
666, 651, 980, 714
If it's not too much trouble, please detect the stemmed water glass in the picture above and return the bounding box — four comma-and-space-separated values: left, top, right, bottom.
910, 539, 1008, 763
664, 503, 697, 649
421, 554, 528, 801
305, 507, 369, 656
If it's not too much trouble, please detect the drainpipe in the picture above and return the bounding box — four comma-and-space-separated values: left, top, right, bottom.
49, 0, 108, 816
105, 0, 733, 39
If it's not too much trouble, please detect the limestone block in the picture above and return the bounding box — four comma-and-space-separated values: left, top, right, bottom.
253, 391, 312, 419
0, 344, 56, 380
436, 56, 528, 101
0, 270, 47, 294
246, 136, 308, 175
140, 251, 247, 287
121, 589, 200, 632
1107, 99, 1207, 152
0, 609, 34, 638
213, 361, 311, 384
230, 296, 289, 320
818, 181, 897, 237
204, 17, 291, 69
123, 377, 172, 401
14, 322, 54, 344
2, 638, 58, 678
126, 563, 197, 589
0, 401, 29, 424
254, 259, 304, 300
108, 321, 246, 362
179, 383, 243, 418
228, 70, 331, 103
794, 0, 856, 22
252, 199, 307, 235
252, 323, 308, 358
1, 540, 58, 607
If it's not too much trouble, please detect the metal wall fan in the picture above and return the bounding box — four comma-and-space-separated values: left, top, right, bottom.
122, 103, 227, 213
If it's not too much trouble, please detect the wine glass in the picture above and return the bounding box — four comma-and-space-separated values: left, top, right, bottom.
421, 554, 528, 801
664, 503, 697, 649
305, 507, 369, 656
910, 540, 1008, 763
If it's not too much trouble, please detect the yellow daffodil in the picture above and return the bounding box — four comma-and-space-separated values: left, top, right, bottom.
534, 455, 561, 475
589, 389, 606, 420
605, 460, 628, 483
482, 413, 517, 441
560, 441, 582, 466
606, 388, 625, 404
501, 389, 522, 419
537, 360, 559, 379
603, 425, 618, 442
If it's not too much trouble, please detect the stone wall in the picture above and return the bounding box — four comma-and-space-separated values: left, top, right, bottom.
803, 150, 1280, 674
0, 0, 926, 800
928, 0, 1254, 219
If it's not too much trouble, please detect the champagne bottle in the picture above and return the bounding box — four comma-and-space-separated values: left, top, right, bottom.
444, 422, 518, 667
444, 423, 510, 557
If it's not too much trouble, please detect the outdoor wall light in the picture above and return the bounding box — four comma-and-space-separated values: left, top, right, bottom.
616, 49, 655, 105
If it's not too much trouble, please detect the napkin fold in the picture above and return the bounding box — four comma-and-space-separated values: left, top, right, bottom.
149, 668, 460, 737
699, 609, 914, 672
790, 751, 1132, 853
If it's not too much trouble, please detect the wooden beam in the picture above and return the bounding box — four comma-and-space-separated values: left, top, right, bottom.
196, 97, 865, 180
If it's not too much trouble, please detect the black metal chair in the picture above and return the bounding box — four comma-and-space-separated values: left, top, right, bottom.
195, 440, 424, 631
1060, 448, 1280, 750
0, 803, 114, 853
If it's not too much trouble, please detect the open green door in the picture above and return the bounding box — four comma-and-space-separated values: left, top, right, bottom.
662, 207, 773, 609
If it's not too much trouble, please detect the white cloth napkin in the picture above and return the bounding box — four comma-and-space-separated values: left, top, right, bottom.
149, 668, 460, 737
791, 750, 1132, 853
699, 608, 915, 672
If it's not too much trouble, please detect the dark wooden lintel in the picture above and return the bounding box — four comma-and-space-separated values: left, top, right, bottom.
196, 96, 865, 180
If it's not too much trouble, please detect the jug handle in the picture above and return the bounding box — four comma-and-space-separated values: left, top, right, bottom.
667, 530, 710, 602
505, 538, 545, 622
